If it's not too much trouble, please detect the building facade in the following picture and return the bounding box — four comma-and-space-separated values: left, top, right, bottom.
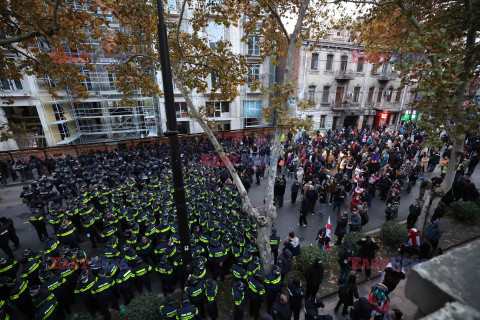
0, 1, 274, 150
157, 1, 273, 135
295, 31, 414, 132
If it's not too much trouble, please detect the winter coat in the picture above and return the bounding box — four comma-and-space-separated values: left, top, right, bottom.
338, 248, 355, 268
287, 279, 305, 309
271, 296, 292, 320
338, 281, 359, 306
407, 204, 421, 227
304, 298, 325, 320
349, 297, 372, 320
277, 249, 292, 276
304, 263, 324, 287
356, 239, 379, 259
350, 213, 362, 232
425, 224, 443, 242
335, 216, 348, 236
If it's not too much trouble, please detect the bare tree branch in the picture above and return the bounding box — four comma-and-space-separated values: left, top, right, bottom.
265, 2, 290, 42
51, 0, 61, 32
0, 31, 41, 46
396, 0, 421, 30
174, 0, 189, 59
339, 0, 395, 6
126, 54, 159, 64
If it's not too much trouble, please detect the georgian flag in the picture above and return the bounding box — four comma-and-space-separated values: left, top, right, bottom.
326, 216, 332, 249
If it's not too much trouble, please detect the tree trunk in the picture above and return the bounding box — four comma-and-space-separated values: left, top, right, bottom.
173, 76, 272, 273
169, 0, 311, 274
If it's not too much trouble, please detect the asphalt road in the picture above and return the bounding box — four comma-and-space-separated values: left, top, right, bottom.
2, 165, 471, 259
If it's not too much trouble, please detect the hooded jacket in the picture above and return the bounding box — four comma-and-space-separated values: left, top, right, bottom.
271, 295, 292, 320
350, 297, 372, 320
304, 261, 324, 287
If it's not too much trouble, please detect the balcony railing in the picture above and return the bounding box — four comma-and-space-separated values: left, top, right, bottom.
377, 72, 398, 82
334, 70, 354, 80
331, 100, 361, 110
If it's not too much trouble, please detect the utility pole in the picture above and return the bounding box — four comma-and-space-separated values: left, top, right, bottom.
155, 0, 192, 271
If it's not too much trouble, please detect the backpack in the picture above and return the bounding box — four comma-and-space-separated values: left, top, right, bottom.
360, 211, 369, 226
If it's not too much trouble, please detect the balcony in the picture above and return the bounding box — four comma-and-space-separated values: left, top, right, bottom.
334, 70, 354, 81
377, 72, 398, 82
331, 100, 361, 110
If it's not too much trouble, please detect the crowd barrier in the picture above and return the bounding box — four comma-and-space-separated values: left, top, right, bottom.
0, 127, 275, 161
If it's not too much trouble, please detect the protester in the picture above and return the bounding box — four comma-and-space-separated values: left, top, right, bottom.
304, 258, 324, 300
379, 261, 406, 294
425, 220, 443, 249
356, 236, 379, 280
334, 274, 359, 315
338, 244, 355, 285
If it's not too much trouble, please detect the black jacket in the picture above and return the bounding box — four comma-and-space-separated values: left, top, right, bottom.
271, 296, 292, 320
356, 239, 379, 259
287, 279, 305, 308
304, 263, 324, 287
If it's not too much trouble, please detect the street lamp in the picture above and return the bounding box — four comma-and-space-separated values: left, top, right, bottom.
155, 0, 192, 271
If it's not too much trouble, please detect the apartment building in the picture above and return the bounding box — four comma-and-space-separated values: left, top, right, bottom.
157, 1, 274, 134
295, 30, 414, 132
0, 3, 161, 151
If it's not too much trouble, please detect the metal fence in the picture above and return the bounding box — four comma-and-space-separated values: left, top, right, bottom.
0, 127, 276, 161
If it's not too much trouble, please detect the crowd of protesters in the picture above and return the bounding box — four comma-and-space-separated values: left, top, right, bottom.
0, 123, 478, 320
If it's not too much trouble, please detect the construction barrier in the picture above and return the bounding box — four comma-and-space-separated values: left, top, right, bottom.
0, 127, 275, 161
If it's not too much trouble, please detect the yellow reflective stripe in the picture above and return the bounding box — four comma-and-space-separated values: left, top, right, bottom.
58, 229, 74, 237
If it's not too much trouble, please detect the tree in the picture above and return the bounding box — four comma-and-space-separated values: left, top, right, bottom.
350, 0, 480, 236
0, 0, 110, 100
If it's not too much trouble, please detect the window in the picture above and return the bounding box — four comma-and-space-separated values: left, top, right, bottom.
221, 101, 229, 113
357, 56, 364, 72
248, 64, 260, 87
326, 54, 334, 71
335, 87, 344, 102
210, 72, 217, 88
208, 21, 224, 48
337, 31, 341, 36
382, 63, 388, 74
206, 101, 228, 117
322, 86, 330, 103
174, 102, 188, 118
319, 115, 326, 128
395, 89, 402, 102
81, 67, 92, 91
340, 56, 348, 71
353, 87, 360, 103
367, 87, 375, 103
311, 53, 319, 70
307, 86, 316, 101
386, 88, 393, 102
247, 35, 260, 56
244, 117, 260, 127
167, 0, 176, 9
377, 88, 383, 103
243, 100, 262, 117
0, 77, 23, 91
1, 58, 23, 91
108, 73, 116, 90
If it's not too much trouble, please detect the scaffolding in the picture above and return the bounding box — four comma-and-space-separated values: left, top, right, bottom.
36, 52, 161, 146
